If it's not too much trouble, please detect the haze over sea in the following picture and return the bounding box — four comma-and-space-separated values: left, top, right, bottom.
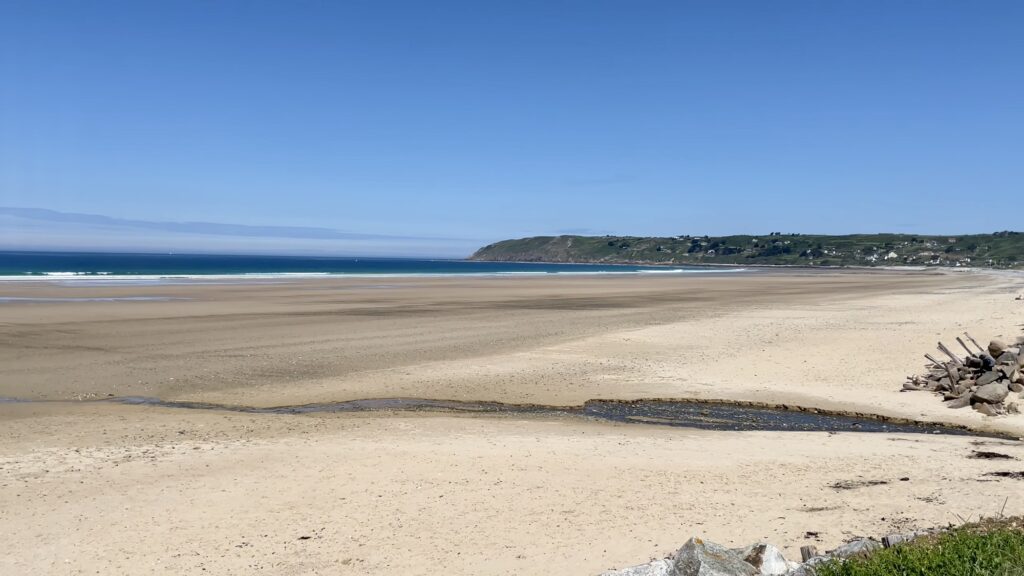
0, 251, 744, 279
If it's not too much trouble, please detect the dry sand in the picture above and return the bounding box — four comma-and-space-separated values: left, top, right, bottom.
2, 270, 1024, 574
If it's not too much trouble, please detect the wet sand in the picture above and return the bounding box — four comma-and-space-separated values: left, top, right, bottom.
2, 270, 1023, 574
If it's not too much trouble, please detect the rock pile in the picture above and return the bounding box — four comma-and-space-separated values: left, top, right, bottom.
599, 528, 943, 576
902, 333, 1024, 416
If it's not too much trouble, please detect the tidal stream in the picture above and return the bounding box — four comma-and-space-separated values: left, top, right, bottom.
2, 395, 1006, 438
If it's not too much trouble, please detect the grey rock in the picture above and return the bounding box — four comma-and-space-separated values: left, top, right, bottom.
829, 538, 881, 559
600, 559, 672, 576
881, 533, 911, 548
973, 382, 1010, 404
974, 402, 999, 416
882, 530, 933, 548
672, 537, 757, 576
998, 352, 1019, 366
1010, 382, 1024, 394
786, 556, 831, 576
989, 339, 1009, 358
977, 371, 1003, 386
731, 544, 791, 576
998, 365, 1019, 381
944, 395, 972, 409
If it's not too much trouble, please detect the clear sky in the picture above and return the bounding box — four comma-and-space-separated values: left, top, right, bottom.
1, 1, 1021, 256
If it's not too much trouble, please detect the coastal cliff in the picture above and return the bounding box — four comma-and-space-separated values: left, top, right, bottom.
469, 233, 1024, 268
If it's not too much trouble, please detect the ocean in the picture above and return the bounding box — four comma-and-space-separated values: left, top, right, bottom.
0, 251, 746, 279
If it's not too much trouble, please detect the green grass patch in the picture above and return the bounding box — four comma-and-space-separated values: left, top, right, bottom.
815, 518, 1024, 576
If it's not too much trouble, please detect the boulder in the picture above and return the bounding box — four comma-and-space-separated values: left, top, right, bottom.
977, 371, 1003, 386
973, 382, 1010, 404
732, 543, 792, 576
1010, 382, 1024, 393
989, 339, 1008, 358
600, 559, 672, 576
998, 352, 1019, 366
829, 538, 881, 559
882, 530, 932, 548
945, 395, 972, 409
786, 556, 831, 576
671, 537, 757, 576
998, 365, 1019, 380
974, 403, 999, 416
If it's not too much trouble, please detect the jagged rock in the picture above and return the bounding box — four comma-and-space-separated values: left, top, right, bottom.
998, 365, 1019, 380
998, 352, 1019, 365
974, 403, 999, 416
989, 339, 1008, 358
881, 533, 910, 548
829, 538, 881, 559
671, 537, 757, 576
882, 530, 933, 548
977, 371, 1003, 386
786, 556, 831, 576
973, 382, 1010, 404
731, 543, 792, 576
599, 559, 672, 576
980, 354, 997, 370
945, 395, 972, 409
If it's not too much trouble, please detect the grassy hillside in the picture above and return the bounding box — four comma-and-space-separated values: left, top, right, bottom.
470, 232, 1024, 268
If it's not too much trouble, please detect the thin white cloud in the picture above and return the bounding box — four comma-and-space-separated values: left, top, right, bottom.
0, 207, 482, 258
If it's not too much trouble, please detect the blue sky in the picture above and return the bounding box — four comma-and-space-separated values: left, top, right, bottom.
1, 1, 1021, 256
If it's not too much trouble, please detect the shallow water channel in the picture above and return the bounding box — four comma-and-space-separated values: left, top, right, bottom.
1, 395, 1007, 437
35, 396, 992, 437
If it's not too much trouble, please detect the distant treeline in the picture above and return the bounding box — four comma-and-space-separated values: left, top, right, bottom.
469, 232, 1024, 268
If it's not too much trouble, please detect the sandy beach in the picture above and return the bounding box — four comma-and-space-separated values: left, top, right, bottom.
2, 270, 1024, 575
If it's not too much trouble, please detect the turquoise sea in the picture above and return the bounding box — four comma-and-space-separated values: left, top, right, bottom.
0, 251, 746, 279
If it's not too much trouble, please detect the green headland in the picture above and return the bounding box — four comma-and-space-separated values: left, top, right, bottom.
470, 232, 1024, 268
